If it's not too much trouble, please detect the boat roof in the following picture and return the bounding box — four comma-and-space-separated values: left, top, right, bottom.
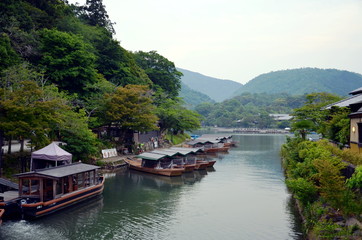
136, 152, 168, 161
199, 134, 232, 140
186, 139, 218, 145
15, 162, 99, 179
151, 149, 186, 157
170, 147, 204, 154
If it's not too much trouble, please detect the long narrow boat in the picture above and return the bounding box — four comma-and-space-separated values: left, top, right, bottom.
0, 163, 104, 220
125, 159, 184, 177
203, 146, 229, 153
206, 160, 216, 167
151, 149, 195, 173
195, 160, 209, 170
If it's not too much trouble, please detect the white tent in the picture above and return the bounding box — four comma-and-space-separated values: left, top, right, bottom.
30, 142, 72, 170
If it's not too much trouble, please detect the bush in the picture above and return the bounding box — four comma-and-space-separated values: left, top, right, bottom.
286, 178, 318, 205
346, 165, 362, 189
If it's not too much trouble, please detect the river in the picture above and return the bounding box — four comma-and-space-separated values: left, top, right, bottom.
0, 134, 304, 240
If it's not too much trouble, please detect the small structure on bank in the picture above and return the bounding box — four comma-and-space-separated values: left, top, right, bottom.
30, 142, 72, 170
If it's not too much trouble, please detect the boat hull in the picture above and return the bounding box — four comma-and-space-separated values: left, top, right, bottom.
180, 164, 196, 173
195, 161, 208, 170
207, 160, 216, 167
126, 159, 184, 177
204, 147, 229, 153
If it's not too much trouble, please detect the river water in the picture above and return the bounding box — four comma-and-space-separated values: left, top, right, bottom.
0, 134, 304, 240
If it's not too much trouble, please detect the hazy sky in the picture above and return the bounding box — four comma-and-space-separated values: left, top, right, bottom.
70, 0, 362, 84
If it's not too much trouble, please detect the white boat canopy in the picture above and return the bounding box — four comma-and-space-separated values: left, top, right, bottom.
30, 142, 72, 170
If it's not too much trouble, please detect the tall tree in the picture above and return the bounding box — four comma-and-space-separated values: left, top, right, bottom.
156, 98, 201, 134
133, 51, 182, 98
0, 33, 20, 73
100, 85, 158, 139
81, 0, 114, 34
38, 28, 99, 96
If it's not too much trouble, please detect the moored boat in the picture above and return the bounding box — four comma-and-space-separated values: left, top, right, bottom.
206, 160, 216, 167
151, 149, 195, 173
203, 146, 229, 153
125, 153, 184, 177
195, 160, 209, 170
0, 162, 104, 220
126, 159, 184, 177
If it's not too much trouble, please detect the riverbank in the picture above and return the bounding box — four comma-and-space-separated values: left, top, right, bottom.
281, 137, 362, 238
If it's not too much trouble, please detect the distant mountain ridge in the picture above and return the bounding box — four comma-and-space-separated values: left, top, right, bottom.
233, 68, 362, 96
179, 82, 215, 109
178, 68, 243, 102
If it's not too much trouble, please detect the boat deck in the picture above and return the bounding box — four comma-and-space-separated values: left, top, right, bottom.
0, 190, 19, 201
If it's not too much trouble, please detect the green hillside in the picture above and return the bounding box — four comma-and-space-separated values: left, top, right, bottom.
178, 68, 243, 102
0, 0, 202, 161
233, 68, 362, 96
179, 82, 215, 109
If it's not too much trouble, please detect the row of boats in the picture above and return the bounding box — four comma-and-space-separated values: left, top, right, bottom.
125, 135, 236, 177
0, 134, 235, 221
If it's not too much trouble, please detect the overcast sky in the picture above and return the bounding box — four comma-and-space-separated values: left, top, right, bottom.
70, 0, 362, 84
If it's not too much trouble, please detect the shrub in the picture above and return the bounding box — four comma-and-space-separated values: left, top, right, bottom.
286, 178, 318, 205
346, 165, 362, 189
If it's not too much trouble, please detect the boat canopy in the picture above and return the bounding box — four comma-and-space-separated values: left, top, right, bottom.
30, 142, 72, 170
151, 149, 186, 157
186, 139, 217, 145
136, 152, 169, 161
170, 147, 204, 154
15, 163, 99, 179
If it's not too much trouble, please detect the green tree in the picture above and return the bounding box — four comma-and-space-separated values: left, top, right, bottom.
80, 0, 114, 34
156, 98, 201, 134
0, 33, 20, 73
291, 120, 316, 140
100, 85, 159, 139
133, 51, 182, 98
292, 93, 341, 133
38, 28, 99, 96
59, 109, 100, 162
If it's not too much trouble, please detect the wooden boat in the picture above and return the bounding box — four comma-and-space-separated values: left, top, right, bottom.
0, 162, 104, 220
206, 160, 216, 167
204, 146, 229, 153
125, 159, 184, 177
151, 149, 196, 173
195, 161, 209, 170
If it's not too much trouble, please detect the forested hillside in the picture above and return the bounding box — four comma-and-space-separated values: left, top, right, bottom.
195, 93, 306, 128
178, 68, 242, 102
179, 82, 215, 109
0, 0, 201, 161
233, 68, 362, 96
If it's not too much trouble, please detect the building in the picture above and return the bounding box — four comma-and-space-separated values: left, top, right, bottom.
325, 88, 362, 153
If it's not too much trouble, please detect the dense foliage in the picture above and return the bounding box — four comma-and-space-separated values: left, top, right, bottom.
0, 0, 201, 162
134, 50, 182, 98
282, 138, 362, 238
194, 92, 305, 128
291, 92, 349, 144
233, 68, 362, 96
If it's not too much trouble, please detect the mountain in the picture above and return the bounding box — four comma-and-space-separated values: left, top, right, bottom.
233, 68, 362, 96
179, 82, 215, 109
177, 68, 243, 102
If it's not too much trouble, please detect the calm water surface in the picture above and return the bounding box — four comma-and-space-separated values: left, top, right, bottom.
0, 134, 304, 240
